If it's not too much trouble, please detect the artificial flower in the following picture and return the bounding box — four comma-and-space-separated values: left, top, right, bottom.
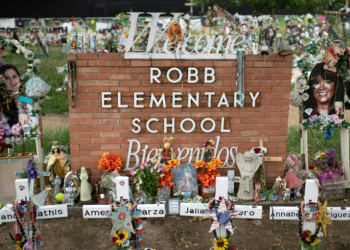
33, 59, 40, 67
130, 170, 136, 175
301, 93, 309, 101
290, 91, 303, 107
15, 241, 22, 250
302, 230, 310, 238
15, 234, 22, 241
167, 159, 180, 169
98, 153, 122, 172
318, 15, 325, 23
112, 237, 118, 243
121, 239, 130, 247
213, 237, 229, 250
331, 114, 342, 124
212, 158, 223, 168
193, 160, 206, 169
310, 238, 321, 246
27, 167, 38, 178
24, 50, 34, 60
115, 229, 128, 245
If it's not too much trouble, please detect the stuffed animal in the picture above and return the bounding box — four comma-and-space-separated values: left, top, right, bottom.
167, 21, 182, 48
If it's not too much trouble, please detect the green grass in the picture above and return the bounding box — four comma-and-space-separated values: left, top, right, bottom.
2, 48, 69, 115
14, 126, 70, 156
287, 126, 347, 163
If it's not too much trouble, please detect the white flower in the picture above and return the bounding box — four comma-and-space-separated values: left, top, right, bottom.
121, 240, 130, 247
302, 93, 309, 101
290, 91, 302, 107
322, 31, 328, 37
25, 50, 34, 60
303, 85, 310, 91
299, 78, 307, 85
16, 49, 21, 54
284, 15, 289, 21
257, 16, 262, 22
295, 82, 305, 93
33, 59, 40, 67
306, 13, 313, 19
183, 13, 190, 20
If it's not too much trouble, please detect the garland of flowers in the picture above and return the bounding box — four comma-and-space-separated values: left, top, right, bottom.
194, 158, 223, 188
300, 114, 350, 140
98, 152, 122, 172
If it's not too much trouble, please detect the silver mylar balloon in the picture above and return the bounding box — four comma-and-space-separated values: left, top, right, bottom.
15, 137, 23, 145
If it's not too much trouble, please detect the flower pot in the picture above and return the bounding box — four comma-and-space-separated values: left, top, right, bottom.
200, 183, 215, 200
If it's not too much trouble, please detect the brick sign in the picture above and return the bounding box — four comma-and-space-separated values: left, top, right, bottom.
68, 53, 292, 186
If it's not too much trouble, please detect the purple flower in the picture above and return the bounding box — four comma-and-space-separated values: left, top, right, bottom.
308, 115, 318, 126
27, 167, 38, 178
4, 128, 12, 136
27, 157, 34, 169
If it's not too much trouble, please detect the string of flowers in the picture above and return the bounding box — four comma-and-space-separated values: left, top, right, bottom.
194, 158, 223, 188
98, 152, 123, 172
300, 114, 350, 140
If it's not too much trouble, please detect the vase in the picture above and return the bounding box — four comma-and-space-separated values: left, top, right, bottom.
200, 183, 215, 200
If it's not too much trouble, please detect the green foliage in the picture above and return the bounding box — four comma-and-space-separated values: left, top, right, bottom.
14, 126, 70, 156
2, 49, 68, 114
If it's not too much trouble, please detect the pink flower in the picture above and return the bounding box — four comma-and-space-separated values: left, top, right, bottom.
318, 15, 325, 23
331, 114, 342, 124
322, 51, 338, 67
130, 170, 136, 175
11, 123, 22, 136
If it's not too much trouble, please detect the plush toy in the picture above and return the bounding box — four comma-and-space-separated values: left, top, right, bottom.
167, 21, 182, 48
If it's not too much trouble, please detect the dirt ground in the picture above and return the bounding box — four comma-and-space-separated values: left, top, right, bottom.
1, 194, 349, 250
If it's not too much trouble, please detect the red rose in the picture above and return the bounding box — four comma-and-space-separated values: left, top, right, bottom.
15, 234, 22, 241
230, 246, 236, 250
112, 237, 118, 243
302, 231, 310, 238
308, 165, 315, 170
253, 148, 261, 154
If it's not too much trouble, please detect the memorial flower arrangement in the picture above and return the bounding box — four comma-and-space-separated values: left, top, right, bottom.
300, 114, 350, 140
112, 229, 130, 250
130, 161, 164, 197
98, 152, 123, 172
158, 159, 180, 188
299, 230, 322, 250
194, 158, 223, 188
18, 156, 39, 179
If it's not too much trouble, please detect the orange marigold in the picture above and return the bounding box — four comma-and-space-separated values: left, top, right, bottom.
193, 160, 206, 169
98, 152, 123, 172
167, 159, 180, 169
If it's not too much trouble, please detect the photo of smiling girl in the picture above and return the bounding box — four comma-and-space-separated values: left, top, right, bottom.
303, 63, 345, 118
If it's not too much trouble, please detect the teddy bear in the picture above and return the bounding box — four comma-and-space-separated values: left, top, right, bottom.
167, 21, 182, 49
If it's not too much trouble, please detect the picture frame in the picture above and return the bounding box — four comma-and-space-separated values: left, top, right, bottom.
171, 163, 199, 196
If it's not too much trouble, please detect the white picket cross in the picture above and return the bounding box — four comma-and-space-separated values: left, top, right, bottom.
83, 176, 166, 218
269, 179, 350, 250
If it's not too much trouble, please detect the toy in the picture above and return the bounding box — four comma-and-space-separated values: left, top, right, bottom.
167, 21, 182, 49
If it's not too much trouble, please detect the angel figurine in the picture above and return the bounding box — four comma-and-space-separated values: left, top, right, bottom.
45, 141, 69, 185
157, 137, 176, 165
201, 139, 215, 162
236, 151, 262, 200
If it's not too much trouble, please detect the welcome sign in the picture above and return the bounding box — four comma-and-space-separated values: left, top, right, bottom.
68, 52, 292, 185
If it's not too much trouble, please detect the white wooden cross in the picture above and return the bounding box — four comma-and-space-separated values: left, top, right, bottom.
269, 179, 350, 250
180, 177, 263, 239
15, 170, 50, 198
0, 177, 69, 241
83, 176, 166, 219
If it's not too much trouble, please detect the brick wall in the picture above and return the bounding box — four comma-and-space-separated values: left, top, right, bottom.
67, 53, 293, 187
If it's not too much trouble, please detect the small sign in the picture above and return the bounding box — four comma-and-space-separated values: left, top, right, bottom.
138, 204, 166, 218
83, 205, 110, 218
168, 199, 180, 215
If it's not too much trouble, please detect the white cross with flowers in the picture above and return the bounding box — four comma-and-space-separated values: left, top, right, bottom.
269, 179, 350, 250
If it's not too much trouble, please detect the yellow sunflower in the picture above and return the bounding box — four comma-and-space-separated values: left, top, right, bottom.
213, 237, 229, 250
114, 229, 129, 245
119, 13, 125, 18
310, 238, 321, 246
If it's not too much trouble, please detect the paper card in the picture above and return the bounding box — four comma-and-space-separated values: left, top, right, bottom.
115, 176, 130, 201
168, 199, 179, 215
215, 177, 228, 200
15, 179, 30, 202
18, 96, 34, 104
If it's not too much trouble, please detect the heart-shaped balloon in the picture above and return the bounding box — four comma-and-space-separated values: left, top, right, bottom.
217, 211, 231, 226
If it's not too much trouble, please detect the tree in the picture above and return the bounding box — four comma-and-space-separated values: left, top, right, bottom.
188, 0, 338, 16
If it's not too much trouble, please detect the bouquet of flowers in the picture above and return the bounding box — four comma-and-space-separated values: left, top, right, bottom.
194, 158, 223, 188
130, 161, 164, 197
98, 153, 122, 172
158, 159, 180, 188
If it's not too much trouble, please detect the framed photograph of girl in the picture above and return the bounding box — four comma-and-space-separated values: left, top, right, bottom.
303, 63, 345, 119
